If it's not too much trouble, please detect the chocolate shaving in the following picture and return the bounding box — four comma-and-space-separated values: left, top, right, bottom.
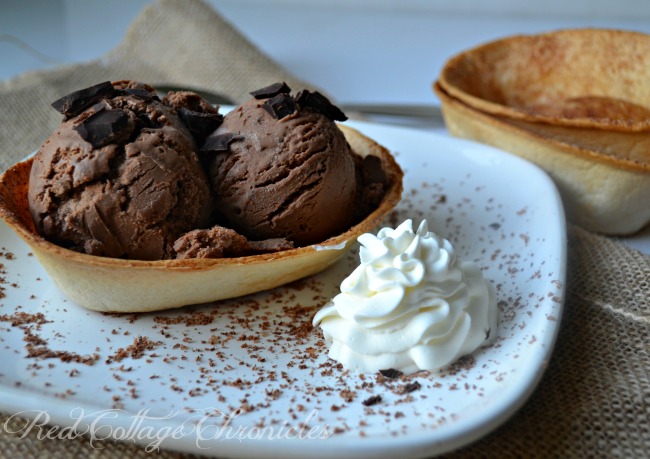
263, 93, 296, 119
379, 368, 403, 379
295, 90, 347, 121
74, 107, 129, 148
362, 395, 382, 406
201, 132, 241, 153
250, 82, 291, 99
51, 81, 114, 118
402, 381, 421, 394
178, 108, 223, 140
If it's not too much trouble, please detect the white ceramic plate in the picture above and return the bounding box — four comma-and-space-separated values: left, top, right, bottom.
0, 120, 566, 458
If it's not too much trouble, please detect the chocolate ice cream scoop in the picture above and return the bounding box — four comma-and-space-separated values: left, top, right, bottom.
0, 120, 402, 312
28, 80, 214, 260
204, 83, 358, 246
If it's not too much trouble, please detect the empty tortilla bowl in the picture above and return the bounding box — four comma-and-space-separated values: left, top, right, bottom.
435, 28, 650, 235
438, 28, 650, 131
0, 125, 403, 313
435, 82, 650, 235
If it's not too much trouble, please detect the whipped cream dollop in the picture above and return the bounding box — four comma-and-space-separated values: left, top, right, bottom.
312, 219, 498, 374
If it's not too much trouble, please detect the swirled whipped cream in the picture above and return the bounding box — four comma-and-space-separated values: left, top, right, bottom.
312, 219, 498, 374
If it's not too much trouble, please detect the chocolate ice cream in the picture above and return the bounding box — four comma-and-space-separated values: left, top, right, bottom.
204, 83, 358, 246
28, 80, 217, 260
173, 225, 294, 259
27, 80, 393, 263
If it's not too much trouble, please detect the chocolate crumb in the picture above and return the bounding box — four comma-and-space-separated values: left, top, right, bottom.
106, 336, 162, 363
402, 381, 421, 394
362, 395, 382, 407
0, 311, 51, 327
340, 389, 356, 403
379, 368, 403, 379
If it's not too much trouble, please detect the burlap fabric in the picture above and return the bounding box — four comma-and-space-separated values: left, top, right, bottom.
1, 1, 648, 457
0, 0, 316, 172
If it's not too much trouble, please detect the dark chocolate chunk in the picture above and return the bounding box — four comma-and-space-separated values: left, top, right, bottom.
74, 107, 129, 148
135, 112, 157, 129
402, 381, 421, 394
362, 395, 382, 406
250, 82, 291, 99
379, 368, 403, 379
201, 132, 241, 153
262, 93, 296, 119
121, 87, 158, 101
178, 107, 224, 140
51, 81, 115, 118
295, 90, 347, 121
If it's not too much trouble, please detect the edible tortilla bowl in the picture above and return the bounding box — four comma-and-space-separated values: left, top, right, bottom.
438, 29, 650, 131
435, 82, 650, 235
0, 125, 403, 313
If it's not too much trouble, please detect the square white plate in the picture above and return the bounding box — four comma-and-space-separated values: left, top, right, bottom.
0, 120, 566, 458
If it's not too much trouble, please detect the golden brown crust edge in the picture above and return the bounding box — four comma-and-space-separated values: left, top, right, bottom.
438, 28, 650, 133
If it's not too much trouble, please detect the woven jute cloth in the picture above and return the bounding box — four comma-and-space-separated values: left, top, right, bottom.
0, 0, 315, 172
1, 1, 649, 457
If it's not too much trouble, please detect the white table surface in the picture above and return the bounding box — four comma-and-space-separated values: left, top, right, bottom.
2, 0, 650, 253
